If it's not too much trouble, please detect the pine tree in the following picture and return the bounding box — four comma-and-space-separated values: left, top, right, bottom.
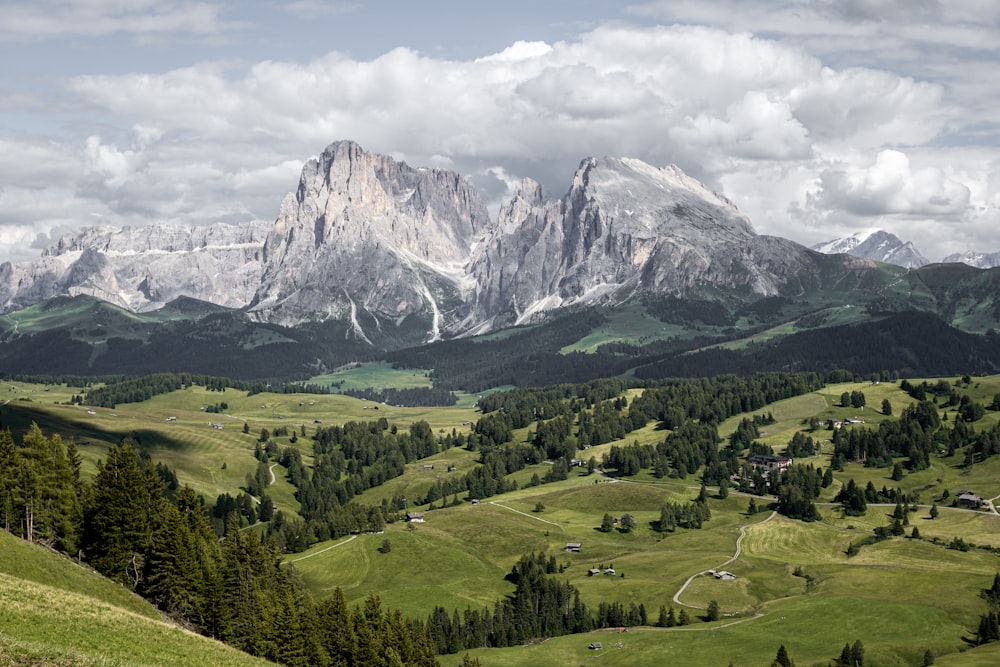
83, 440, 156, 588
143, 499, 203, 624
851, 639, 865, 666
317, 586, 357, 664
0, 429, 15, 533
175, 485, 228, 639
772, 643, 795, 666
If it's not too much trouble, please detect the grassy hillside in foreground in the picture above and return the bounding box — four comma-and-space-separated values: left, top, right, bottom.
0, 531, 272, 667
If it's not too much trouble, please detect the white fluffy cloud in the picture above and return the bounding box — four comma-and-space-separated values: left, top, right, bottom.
0, 13, 997, 263
819, 149, 970, 217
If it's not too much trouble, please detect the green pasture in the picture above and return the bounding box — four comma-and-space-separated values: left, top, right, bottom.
310, 361, 433, 391
2, 383, 481, 510
5, 374, 1000, 666
440, 595, 967, 667
559, 305, 693, 353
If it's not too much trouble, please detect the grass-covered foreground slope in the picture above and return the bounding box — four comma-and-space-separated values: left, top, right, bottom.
0, 530, 272, 667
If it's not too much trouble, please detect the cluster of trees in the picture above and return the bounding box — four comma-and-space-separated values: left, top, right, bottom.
840, 390, 866, 408
831, 400, 941, 469
1, 426, 439, 666
658, 500, 712, 531
83, 372, 266, 408
423, 552, 692, 655
344, 386, 458, 407
773, 464, 826, 521
977, 573, 1000, 645
830, 394, 1000, 471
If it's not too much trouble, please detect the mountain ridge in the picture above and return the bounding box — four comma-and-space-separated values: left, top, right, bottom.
810, 228, 929, 268
1, 140, 869, 343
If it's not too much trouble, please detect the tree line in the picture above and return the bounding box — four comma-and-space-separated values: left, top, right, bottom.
0, 425, 440, 666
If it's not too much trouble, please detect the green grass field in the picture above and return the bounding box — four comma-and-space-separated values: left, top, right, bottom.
5, 375, 1000, 665
310, 361, 434, 391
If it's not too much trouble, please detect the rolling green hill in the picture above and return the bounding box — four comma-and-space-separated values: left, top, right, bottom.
4, 374, 1000, 665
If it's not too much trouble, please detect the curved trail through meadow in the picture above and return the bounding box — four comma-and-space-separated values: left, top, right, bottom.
489, 501, 563, 529
672, 511, 777, 609
285, 534, 358, 563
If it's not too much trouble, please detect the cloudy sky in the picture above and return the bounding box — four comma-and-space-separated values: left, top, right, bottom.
2, 0, 999, 264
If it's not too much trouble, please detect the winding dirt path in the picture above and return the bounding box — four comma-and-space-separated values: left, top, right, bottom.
672, 511, 776, 609
285, 534, 358, 563
489, 501, 563, 529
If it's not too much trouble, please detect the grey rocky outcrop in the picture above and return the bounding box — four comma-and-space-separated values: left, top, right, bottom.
0, 221, 271, 313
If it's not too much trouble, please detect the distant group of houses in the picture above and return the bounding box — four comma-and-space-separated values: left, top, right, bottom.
708, 569, 736, 581
587, 567, 616, 576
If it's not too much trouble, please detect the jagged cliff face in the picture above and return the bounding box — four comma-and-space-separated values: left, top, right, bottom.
0, 222, 271, 313
248, 140, 491, 339
0, 141, 854, 342
468, 156, 821, 329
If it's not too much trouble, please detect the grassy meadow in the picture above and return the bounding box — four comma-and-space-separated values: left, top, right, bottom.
3, 374, 1000, 665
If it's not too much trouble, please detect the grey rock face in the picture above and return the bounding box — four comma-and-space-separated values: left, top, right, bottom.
941, 250, 1000, 269
0, 141, 862, 341
0, 221, 271, 313
248, 140, 491, 340
811, 229, 929, 268
469, 156, 822, 329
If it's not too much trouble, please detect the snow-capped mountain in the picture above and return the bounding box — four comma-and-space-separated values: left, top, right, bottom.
810, 229, 929, 269
941, 250, 1000, 269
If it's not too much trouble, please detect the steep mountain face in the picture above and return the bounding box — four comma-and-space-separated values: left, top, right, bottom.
469, 156, 827, 330
0, 222, 271, 313
0, 141, 882, 344
811, 229, 929, 268
941, 250, 1000, 269
247, 140, 491, 340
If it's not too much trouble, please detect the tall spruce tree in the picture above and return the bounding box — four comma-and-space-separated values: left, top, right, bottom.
83, 439, 158, 588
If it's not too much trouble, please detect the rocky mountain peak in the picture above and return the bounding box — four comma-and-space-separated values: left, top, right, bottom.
941, 250, 1000, 269
469, 153, 806, 329
251, 140, 492, 335
811, 228, 929, 268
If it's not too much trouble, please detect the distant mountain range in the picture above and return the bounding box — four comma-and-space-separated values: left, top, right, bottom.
810, 229, 929, 268
810, 228, 1000, 270
2, 140, 1000, 382
940, 250, 1000, 269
